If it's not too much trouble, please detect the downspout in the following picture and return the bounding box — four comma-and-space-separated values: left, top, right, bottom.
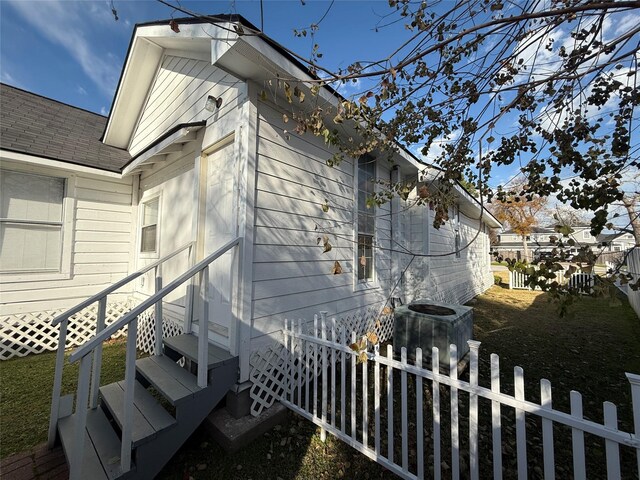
390, 165, 402, 297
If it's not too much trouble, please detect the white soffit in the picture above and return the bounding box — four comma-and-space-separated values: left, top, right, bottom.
122, 125, 203, 176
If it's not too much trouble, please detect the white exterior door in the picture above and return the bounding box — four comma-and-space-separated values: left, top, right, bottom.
203, 141, 237, 349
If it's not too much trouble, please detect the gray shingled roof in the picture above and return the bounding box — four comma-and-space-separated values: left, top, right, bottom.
0, 84, 130, 172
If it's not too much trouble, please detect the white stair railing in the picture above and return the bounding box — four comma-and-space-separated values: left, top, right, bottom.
47, 242, 194, 449
49, 236, 242, 478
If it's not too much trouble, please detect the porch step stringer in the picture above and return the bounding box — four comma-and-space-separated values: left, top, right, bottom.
56, 333, 238, 480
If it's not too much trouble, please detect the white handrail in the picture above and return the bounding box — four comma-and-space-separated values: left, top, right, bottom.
48, 242, 194, 449
51, 242, 194, 326
68, 237, 242, 363
63, 236, 242, 478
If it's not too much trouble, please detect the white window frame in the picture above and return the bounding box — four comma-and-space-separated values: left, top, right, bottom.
354, 156, 378, 290
0, 163, 75, 282
138, 193, 162, 259
582, 230, 591, 240
453, 205, 462, 260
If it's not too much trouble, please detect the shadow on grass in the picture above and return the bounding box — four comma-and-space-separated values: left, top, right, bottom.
470, 286, 640, 479
162, 288, 640, 479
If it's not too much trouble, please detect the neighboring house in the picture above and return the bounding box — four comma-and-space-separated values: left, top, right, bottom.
0, 15, 500, 399
494, 224, 598, 259
597, 232, 637, 252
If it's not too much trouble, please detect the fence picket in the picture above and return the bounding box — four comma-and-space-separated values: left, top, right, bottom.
490, 354, 502, 480
387, 344, 394, 463
570, 391, 586, 479
313, 315, 318, 420
603, 401, 621, 479
540, 379, 555, 480
297, 320, 303, 408
305, 322, 310, 413
320, 313, 327, 442
270, 313, 640, 480
514, 366, 527, 480
331, 317, 336, 427
432, 347, 441, 480
626, 373, 640, 477
469, 341, 481, 480
351, 331, 357, 439
401, 347, 408, 473
416, 348, 424, 480
341, 325, 346, 434
284, 319, 291, 404
375, 344, 381, 456
451, 345, 460, 480
363, 345, 369, 449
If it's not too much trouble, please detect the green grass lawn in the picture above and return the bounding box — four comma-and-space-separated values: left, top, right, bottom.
0, 340, 127, 458
1, 288, 639, 479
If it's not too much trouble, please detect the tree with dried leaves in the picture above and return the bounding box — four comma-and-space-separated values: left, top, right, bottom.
491, 186, 548, 260
154, 0, 639, 295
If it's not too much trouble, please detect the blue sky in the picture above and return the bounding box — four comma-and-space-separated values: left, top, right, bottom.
0, 0, 400, 115
1, 0, 636, 225
0, 0, 522, 185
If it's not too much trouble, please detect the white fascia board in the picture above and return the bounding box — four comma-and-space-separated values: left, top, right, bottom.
454, 182, 501, 228
103, 37, 163, 148
0, 150, 123, 178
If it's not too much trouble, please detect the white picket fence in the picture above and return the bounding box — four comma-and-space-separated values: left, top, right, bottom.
509, 270, 594, 293
275, 314, 640, 480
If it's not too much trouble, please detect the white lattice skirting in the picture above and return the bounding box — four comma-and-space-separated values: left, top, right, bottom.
0, 302, 183, 360
249, 308, 394, 416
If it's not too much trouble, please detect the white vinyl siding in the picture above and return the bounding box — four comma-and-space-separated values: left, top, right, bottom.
129, 55, 243, 157
0, 162, 134, 315
402, 199, 492, 305
250, 100, 390, 344
0, 170, 64, 272
134, 145, 198, 310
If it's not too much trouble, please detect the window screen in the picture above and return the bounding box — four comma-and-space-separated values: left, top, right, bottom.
357, 157, 375, 281
0, 170, 64, 272
141, 197, 159, 253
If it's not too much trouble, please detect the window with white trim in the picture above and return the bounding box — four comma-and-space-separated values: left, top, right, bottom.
140, 197, 159, 253
582, 230, 591, 239
454, 206, 461, 259
0, 169, 65, 272
357, 156, 375, 282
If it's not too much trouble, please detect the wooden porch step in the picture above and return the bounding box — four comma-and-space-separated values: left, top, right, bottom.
163, 333, 235, 369
100, 380, 176, 448
58, 408, 126, 480
135, 355, 203, 407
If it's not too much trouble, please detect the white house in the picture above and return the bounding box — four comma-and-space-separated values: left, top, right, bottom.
0, 14, 500, 477
494, 224, 599, 260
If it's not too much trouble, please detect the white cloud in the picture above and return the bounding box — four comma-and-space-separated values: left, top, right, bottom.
100, 106, 109, 116
0, 70, 20, 87
6, 0, 121, 95
414, 130, 462, 164
76, 85, 87, 95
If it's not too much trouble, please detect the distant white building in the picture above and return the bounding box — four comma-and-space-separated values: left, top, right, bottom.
494, 224, 599, 260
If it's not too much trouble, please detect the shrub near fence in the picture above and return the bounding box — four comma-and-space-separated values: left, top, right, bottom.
262, 313, 640, 480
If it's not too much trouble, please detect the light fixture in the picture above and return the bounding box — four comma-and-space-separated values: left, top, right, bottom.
205, 94, 223, 112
